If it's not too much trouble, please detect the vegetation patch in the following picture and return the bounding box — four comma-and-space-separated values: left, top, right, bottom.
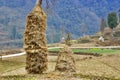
1, 75, 36, 80
0, 60, 24, 74
48, 48, 120, 55
73, 73, 120, 80
73, 48, 120, 54
77, 38, 91, 43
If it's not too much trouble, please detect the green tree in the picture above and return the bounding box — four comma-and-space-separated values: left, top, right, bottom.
107, 12, 118, 29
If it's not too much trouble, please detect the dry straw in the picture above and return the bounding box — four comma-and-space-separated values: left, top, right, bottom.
24, 0, 48, 74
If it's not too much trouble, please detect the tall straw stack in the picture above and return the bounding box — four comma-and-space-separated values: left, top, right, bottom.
24, 0, 48, 74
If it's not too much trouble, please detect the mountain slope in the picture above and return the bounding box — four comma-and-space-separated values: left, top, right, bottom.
0, 0, 119, 48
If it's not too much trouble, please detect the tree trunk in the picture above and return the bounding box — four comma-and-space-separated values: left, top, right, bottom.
24, 0, 48, 74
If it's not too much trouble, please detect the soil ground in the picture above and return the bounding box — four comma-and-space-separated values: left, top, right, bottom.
0, 53, 120, 80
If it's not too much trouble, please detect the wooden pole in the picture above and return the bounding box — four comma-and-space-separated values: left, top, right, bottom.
36, 0, 42, 5
0, 55, 2, 61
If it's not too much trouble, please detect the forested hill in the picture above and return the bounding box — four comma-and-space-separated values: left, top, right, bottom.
0, 0, 120, 45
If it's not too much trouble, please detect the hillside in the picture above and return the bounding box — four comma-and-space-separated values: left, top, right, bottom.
0, 0, 120, 49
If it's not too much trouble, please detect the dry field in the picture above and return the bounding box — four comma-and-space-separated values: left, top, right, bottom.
0, 53, 120, 80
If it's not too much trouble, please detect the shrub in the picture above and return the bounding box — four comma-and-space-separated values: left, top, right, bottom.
78, 38, 91, 43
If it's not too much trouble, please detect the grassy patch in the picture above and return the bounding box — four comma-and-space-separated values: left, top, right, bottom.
1, 75, 36, 80
72, 48, 120, 54
73, 73, 120, 80
48, 48, 60, 52
48, 48, 120, 55
0, 60, 25, 74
